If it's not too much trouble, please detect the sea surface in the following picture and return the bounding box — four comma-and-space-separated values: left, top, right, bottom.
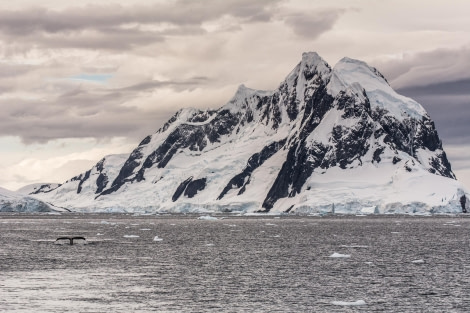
1, 213, 469, 312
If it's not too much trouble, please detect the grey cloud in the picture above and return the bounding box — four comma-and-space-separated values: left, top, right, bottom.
0, 63, 35, 78
11, 28, 165, 51
118, 78, 209, 93
0, 74, 210, 144
282, 9, 346, 39
374, 47, 470, 89
0, 95, 172, 144
396, 78, 470, 97
0, 0, 282, 35
0, 1, 285, 51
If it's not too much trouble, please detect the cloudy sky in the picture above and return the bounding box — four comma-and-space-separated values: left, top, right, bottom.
1, 0, 469, 191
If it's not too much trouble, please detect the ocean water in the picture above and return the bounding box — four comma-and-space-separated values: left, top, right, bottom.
1, 214, 469, 312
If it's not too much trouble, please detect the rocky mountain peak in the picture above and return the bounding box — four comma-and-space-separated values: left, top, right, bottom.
29, 51, 468, 214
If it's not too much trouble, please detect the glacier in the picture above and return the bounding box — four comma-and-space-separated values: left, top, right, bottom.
0, 187, 63, 213
25, 52, 469, 214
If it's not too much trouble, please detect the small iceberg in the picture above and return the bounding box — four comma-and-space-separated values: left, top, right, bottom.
153, 236, 163, 242
197, 216, 218, 220
331, 300, 366, 306
329, 252, 351, 258
411, 259, 425, 264
123, 235, 139, 238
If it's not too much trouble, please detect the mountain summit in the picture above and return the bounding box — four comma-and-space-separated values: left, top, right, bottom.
31, 52, 468, 214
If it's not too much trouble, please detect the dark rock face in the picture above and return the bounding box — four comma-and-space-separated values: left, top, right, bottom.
460, 195, 467, 213
172, 177, 207, 201
373, 148, 385, 163
429, 152, 455, 178
218, 139, 287, 200
95, 158, 108, 194
184, 178, 207, 198
29, 184, 60, 195
95, 173, 108, 194
262, 141, 329, 211
71, 170, 91, 194
172, 177, 193, 202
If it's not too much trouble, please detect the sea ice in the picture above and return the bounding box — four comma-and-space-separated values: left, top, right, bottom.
331, 300, 366, 306
411, 259, 425, 264
329, 252, 351, 258
153, 236, 163, 241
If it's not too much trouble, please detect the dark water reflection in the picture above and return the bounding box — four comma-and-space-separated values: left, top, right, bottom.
1, 214, 469, 312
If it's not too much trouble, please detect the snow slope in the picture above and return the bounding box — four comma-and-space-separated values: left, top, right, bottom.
31, 52, 469, 214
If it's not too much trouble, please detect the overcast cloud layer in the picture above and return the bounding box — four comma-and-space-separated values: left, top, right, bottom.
1, 0, 469, 190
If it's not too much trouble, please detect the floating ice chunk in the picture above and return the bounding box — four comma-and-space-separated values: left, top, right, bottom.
197, 216, 218, 220
332, 300, 366, 306
411, 259, 425, 264
123, 235, 139, 238
329, 252, 351, 258
101, 220, 116, 225
153, 236, 163, 241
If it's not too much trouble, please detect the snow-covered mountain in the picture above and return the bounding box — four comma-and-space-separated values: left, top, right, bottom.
31, 52, 468, 214
0, 187, 61, 212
